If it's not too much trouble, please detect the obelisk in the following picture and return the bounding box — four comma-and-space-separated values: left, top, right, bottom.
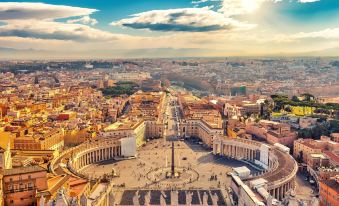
171, 141, 175, 176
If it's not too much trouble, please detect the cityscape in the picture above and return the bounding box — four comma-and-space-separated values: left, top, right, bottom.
0, 1, 339, 206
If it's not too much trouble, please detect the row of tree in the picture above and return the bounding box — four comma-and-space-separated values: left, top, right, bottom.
271, 94, 339, 112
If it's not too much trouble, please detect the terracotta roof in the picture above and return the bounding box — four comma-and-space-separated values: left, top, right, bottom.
323, 150, 339, 164
300, 141, 322, 150
321, 179, 339, 191
3, 165, 46, 176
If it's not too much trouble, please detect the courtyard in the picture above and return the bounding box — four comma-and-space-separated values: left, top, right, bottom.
80, 138, 260, 205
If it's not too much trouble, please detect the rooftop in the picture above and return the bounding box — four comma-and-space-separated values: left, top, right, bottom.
4, 165, 46, 176
260, 149, 296, 183
321, 179, 339, 191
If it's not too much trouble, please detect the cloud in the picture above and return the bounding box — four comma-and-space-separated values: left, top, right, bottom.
298, 0, 320, 3
192, 0, 209, 4
0, 20, 119, 41
219, 0, 267, 16
292, 28, 339, 39
0, 2, 97, 20
112, 8, 255, 32
0, 2, 113, 42
218, 0, 316, 16
67, 16, 98, 25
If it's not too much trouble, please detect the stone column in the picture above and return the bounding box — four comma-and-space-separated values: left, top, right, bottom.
91, 152, 93, 164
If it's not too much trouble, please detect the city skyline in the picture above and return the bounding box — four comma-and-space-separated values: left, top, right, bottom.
0, 0, 339, 59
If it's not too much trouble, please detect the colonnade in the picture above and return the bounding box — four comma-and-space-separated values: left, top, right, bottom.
71, 145, 121, 171
268, 180, 295, 200
219, 143, 256, 161
213, 138, 298, 201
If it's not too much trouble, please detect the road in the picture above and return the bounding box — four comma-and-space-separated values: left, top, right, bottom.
294, 171, 317, 202
163, 94, 181, 140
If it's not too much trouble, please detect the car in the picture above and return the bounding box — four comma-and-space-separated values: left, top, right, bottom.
227, 187, 232, 193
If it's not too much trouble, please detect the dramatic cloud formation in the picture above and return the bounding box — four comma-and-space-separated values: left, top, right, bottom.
112, 8, 255, 32
0, 2, 97, 20
0, 0, 337, 59
0, 2, 111, 42
0, 20, 118, 41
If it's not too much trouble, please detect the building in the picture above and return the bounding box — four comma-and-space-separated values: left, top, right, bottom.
36, 175, 90, 206
14, 128, 65, 152
307, 153, 330, 170
0, 132, 12, 170
110, 72, 151, 82
178, 94, 223, 147
227, 119, 248, 139
246, 120, 296, 147
101, 91, 165, 147
0, 174, 3, 206
231, 86, 246, 96
102, 118, 147, 147
331, 133, 339, 143
224, 101, 260, 118
213, 137, 298, 201
2, 166, 48, 206
293, 136, 339, 167
319, 176, 339, 206
230, 174, 267, 206
141, 79, 162, 92
299, 117, 317, 129
37, 175, 115, 206
180, 118, 223, 146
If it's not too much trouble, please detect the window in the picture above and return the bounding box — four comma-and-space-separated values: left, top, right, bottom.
19, 183, 24, 191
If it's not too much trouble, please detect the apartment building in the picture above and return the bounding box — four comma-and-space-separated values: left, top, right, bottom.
178, 94, 223, 147
246, 120, 296, 147
14, 128, 64, 151
319, 176, 339, 206
2, 166, 48, 206
293, 136, 339, 168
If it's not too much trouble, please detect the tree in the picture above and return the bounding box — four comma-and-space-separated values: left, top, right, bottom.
291, 96, 299, 102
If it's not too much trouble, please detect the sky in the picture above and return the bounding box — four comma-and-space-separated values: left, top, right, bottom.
0, 0, 339, 59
